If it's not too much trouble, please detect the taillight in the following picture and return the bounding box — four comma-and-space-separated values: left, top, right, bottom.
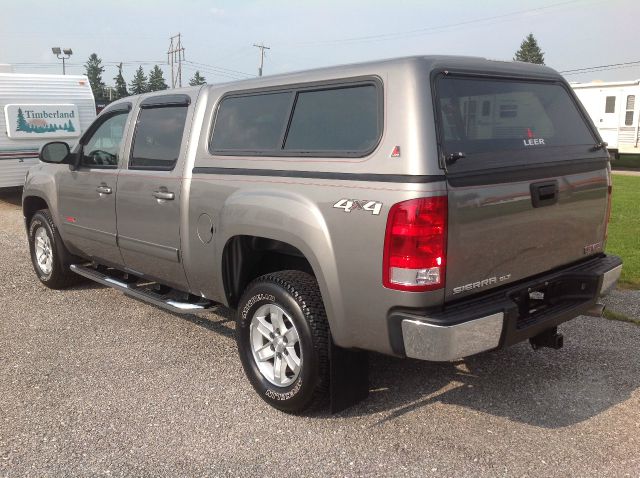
383, 196, 447, 291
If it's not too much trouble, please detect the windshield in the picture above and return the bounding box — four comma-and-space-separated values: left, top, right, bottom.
435, 76, 596, 160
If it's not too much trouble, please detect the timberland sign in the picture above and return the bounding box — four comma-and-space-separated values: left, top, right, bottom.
4, 104, 80, 139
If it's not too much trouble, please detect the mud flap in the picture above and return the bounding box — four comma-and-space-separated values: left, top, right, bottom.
330, 339, 369, 413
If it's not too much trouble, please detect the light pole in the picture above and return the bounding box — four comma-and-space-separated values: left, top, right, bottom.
51, 47, 73, 75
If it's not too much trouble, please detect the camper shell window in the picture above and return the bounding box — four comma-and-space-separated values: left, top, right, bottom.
434, 75, 598, 168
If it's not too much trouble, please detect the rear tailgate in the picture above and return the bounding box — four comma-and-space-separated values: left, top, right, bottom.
434, 74, 610, 300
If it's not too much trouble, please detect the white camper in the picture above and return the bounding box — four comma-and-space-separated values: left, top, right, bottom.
0, 72, 96, 188
571, 79, 640, 158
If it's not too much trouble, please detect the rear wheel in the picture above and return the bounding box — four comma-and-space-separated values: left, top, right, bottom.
28, 209, 79, 289
236, 271, 329, 413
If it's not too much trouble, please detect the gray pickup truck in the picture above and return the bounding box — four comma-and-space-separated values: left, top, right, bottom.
23, 56, 622, 413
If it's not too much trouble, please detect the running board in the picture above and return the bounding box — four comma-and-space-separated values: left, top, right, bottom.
70, 264, 213, 314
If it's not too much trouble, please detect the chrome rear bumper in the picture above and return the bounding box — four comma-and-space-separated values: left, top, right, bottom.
395, 254, 622, 362
402, 313, 503, 362
600, 264, 622, 295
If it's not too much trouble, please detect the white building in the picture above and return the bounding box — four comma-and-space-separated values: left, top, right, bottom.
571, 79, 640, 158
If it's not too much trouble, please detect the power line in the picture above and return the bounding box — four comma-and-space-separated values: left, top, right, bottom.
184, 60, 253, 78
560, 60, 640, 74
183, 62, 249, 80
11, 60, 165, 68
182, 63, 247, 81
284, 0, 587, 47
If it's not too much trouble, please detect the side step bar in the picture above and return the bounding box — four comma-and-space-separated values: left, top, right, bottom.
70, 264, 213, 314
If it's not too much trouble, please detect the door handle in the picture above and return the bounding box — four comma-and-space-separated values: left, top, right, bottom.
96, 186, 112, 195
153, 190, 175, 201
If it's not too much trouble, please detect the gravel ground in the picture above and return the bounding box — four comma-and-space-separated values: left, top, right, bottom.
603, 288, 640, 320
1, 189, 639, 477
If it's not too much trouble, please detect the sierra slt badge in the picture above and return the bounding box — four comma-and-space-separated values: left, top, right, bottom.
453, 274, 512, 294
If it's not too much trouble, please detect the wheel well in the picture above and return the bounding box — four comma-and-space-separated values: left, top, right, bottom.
23, 196, 49, 225
222, 235, 315, 309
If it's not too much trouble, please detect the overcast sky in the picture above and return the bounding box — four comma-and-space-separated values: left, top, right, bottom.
1, 0, 638, 85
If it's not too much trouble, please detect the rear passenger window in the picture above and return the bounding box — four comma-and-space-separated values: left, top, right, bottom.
284, 85, 379, 152
211, 92, 292, 152
130, 106, 188, 170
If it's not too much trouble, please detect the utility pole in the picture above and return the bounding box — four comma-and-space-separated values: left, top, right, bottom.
253, 43, 270, 77
167, 33, 186, 88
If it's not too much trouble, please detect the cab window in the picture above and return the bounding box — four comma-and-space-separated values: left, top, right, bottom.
129, 105, 188, 170
81, 112, 128, 168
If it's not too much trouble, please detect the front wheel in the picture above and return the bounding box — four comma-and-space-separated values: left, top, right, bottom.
28, 209, 79, 289
236, 271, 330, 413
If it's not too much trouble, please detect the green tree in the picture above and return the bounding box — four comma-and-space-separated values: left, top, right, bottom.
514, 33, 545, 65
85, 53, 106, 100
189, 71, 207, 86
16, 108, 29, 131
113, 63, 128, 98
67, 120, 75, 132
148, 65, 168, 91
129, 66, 148, 95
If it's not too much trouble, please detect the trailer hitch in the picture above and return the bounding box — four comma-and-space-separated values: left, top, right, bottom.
529, 327, 564, 350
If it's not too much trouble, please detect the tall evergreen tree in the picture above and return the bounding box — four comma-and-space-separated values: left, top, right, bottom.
129, 66, 148, 95
113, 63, 128, 98
189, 71, 207, 86
147, 65, 168, 91
85, 53, 106, 100
514, 33, 545, 65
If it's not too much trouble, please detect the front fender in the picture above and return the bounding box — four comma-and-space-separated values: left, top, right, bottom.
216, 188, 350, 347
22, 163, 60, 227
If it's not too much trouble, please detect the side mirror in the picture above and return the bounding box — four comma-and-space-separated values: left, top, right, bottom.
39, 142, 70, 164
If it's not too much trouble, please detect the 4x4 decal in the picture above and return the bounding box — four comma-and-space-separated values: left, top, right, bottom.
333, 199, 383, 215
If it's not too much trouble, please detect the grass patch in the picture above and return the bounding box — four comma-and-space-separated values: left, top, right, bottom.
603, 308, 640, 325
606, 175, 640, 288
612, 154, 640, 170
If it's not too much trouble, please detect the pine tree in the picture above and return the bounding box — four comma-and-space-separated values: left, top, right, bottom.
147, 65, 168, 91
85, 53, 106, 100
67, 120, 75, 132
129, 66, 148, 95
113, 63, 128, 98
189, 71, 207, 86
16, 108, 29, 131
514, 33, 545, 65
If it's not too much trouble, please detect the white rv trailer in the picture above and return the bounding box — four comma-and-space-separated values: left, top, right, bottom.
571, 79, 640, 157
0, 72, 95, 188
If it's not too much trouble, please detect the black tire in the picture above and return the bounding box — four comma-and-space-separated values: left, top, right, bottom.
236, 271, 329, 413
28, 209, 79, 289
